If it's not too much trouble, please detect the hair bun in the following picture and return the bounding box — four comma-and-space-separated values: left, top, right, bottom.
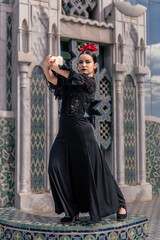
80, 43, 98, 52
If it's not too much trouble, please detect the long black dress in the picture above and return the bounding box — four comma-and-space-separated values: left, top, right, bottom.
46, 64, 125, 222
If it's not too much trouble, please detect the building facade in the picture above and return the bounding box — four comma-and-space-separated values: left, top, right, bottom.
0, 0, 157, 213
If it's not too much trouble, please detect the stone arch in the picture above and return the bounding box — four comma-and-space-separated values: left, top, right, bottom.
118, 34, 123, 64
21, 19, 28, 52
51, 23, 57, 54
140, 38, 145, 66
52, 23, 57, 35
30, 66, 46, 193
123, 75, 136, 185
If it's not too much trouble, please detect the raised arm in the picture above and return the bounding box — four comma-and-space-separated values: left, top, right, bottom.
43, 55, 70, 85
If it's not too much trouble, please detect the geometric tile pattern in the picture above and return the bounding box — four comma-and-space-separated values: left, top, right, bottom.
6, 13, 12, 111
31, 66, 46, 193
145, 120, 160, 195
62, 0, 97, 19
68, 40, 112, 150
127, 195, 160, 240
94, 72, 112, 150
0, 118, 15, 208
0, 207, 149, 239
124, 75, 136, 185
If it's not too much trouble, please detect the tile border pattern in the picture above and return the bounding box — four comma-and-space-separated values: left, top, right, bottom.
0, 207, 149, 240
145, 120, 160, 195
6, 12, 12, 111
31, 66, 46, 193
0, 117, 15, 208
124, 75, 136, 185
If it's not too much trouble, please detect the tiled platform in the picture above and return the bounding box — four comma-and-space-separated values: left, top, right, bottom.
128, 195, 160, 240
0, 208, 148, 239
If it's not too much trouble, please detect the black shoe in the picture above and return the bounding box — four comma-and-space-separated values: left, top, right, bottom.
61, 216, 73, 224
117, 205, 127, 221
60, 213, 79, 224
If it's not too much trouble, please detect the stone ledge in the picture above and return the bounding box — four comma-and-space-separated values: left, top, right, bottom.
15, 192, 55, 214
0, 207, 149, 239
120, 183, 152, 203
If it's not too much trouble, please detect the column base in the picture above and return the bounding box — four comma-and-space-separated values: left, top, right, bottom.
15, 192, 55, 214
119, 183, 152, 203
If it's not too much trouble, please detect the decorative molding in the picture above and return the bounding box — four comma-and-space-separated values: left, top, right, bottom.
60, 15, 113, 29
145, 116, 160, 123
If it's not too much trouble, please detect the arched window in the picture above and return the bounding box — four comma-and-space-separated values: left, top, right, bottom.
140, 38, 145, 66
118, 34, 123, 64
22, 19, 28, 53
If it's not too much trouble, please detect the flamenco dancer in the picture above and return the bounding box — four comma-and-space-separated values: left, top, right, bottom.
43, 43, 127, 224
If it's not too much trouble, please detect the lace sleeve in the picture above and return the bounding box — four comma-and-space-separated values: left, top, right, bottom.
59, 64, 96, 94
45, 69, 63, 99
46, 64, 96, 99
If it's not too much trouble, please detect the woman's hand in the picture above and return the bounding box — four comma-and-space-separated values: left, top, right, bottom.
44, 55, 57, 70
43, 55, 58, 85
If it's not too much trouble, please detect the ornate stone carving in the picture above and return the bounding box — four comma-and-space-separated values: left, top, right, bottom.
130, 24, 138, 45
62, 0, 97, 19
124, 23, 136, 74
31, 36, 47, 64
31, 5, 49, 32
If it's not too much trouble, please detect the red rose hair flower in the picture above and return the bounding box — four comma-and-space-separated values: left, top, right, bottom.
80, 43, 98, 52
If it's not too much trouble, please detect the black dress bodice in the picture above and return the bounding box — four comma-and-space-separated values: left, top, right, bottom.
46, 64, 96, 115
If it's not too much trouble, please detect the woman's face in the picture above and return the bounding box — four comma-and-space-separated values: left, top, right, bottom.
78, 54, 97, 77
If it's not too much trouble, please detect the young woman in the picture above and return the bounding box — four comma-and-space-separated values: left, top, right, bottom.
43, 43, 127, 224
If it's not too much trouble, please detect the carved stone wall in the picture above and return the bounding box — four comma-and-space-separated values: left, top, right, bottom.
31, 5, 49, 64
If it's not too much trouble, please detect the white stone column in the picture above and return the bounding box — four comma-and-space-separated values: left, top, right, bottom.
19, 62, 30, 193
137, 75, 146, 184
115, 72, 125, 185
57, 0, 61, 54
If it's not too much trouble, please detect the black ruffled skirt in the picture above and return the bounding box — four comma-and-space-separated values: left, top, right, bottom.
48, 113, 125, 222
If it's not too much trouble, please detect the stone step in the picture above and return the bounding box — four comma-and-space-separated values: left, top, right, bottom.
0, 207, 149, 239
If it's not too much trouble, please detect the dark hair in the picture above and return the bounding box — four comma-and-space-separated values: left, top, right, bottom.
78, 50, 97, 73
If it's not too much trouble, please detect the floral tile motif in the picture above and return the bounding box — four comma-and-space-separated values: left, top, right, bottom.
145, 120, 160, 195
0, 208, 149, 240
0, 118, 15, 207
